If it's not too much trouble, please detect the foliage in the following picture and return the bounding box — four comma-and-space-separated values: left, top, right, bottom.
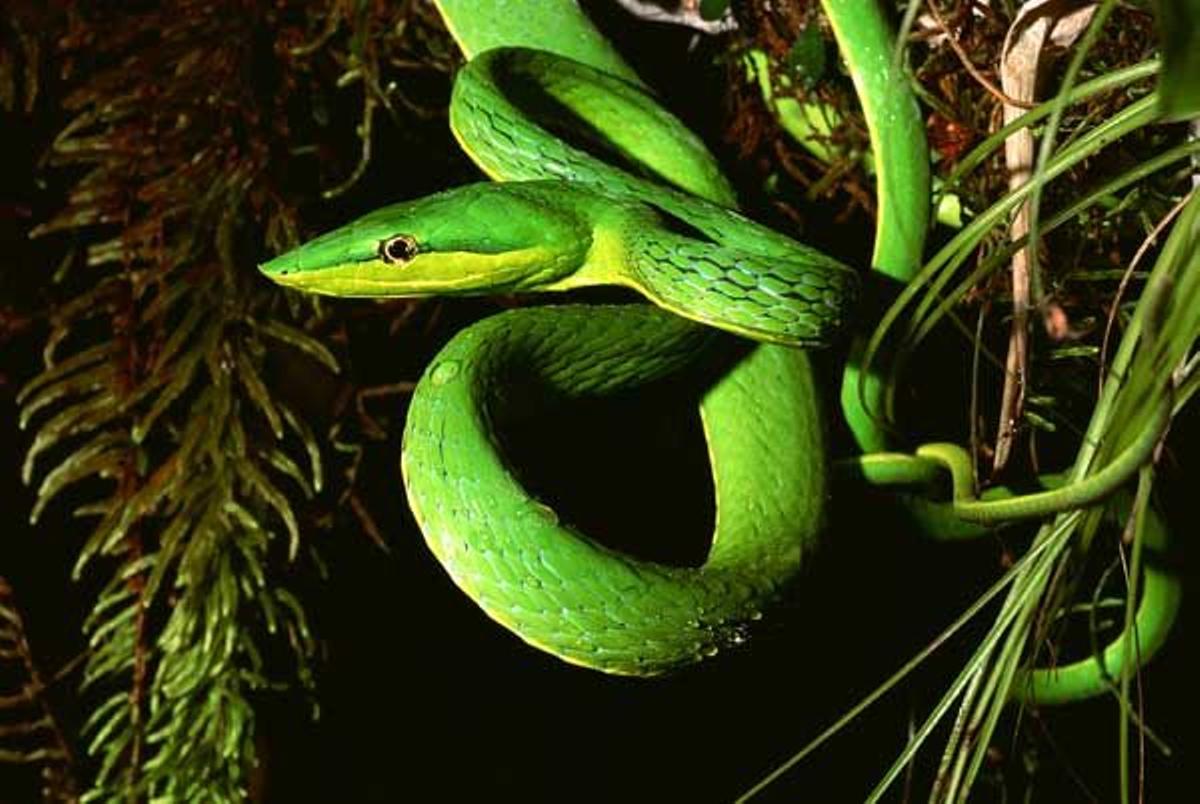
2, 0, 452, 798
1155, 0, 1200, 119
734, 1, 1197, 801
1, 577, 77, 801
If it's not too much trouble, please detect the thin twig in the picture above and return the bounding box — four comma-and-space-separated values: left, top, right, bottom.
927, 1, 1037, 110
322, 83, 378, 199
1099, 190, 1195, 395
969, 301, 987, 494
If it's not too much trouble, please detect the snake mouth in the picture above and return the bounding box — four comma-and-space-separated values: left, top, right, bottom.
258, 259, 459, 296
258, 261, 388, 295
259, 247, 572, 297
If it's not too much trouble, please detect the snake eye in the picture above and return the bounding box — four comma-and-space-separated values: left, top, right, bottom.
379, 235, 419, 264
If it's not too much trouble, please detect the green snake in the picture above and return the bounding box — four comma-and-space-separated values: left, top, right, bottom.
260, 1, 1177, 695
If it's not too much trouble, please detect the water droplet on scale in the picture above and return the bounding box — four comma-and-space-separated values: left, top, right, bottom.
430, 360, 460, 385
532, 501, 559, 525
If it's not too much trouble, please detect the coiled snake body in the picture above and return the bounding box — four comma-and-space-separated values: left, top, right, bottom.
260, 1, 1179, 692
262, 38, 850, 673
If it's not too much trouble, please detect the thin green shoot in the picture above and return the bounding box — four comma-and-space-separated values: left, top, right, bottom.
737, 514, 1075, 801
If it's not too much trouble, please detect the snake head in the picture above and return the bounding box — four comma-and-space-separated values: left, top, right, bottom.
259, 183, 592, 297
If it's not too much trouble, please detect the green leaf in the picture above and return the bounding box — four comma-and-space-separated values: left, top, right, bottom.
1023, 408, 1058, 433
81, 691, 131, 739
81, 627, 134, 691
19, 362, 117, 431
786, 24, 827, 89
142, 508, 202, 603
148, 300, 208, 374
84, 578, 138, 632
91, 728, 132, 788
131, 323, 214, 443
237, 461, 300, 559
234, 350, 284, 439
281, 404, 323, 493
699, 0, 729, 21
1155, 0, 1200, 119
159, 643, 217, 700
252, 318, 340, 374
275, 588, 314, 651
260, 447, 314, 498
22, 393, 121, 485
16, 341, 115, 407
83, 694, 130, 756
30, 432, 126, 524
87, 603, 136, 650
74, 466, 181, 578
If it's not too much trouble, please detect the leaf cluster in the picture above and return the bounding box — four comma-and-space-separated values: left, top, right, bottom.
3, 0, 452, 799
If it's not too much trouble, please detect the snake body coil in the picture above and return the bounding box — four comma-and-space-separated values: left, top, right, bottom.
259, 38, 854, 672
259, 1, 1178, 692
401, 306, 827, 673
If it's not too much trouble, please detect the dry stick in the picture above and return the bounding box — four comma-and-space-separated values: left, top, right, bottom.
992, 0, 1097, 474
993, 10, 1041, 473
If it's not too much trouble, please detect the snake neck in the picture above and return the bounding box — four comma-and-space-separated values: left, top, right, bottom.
622, 206, 859, 345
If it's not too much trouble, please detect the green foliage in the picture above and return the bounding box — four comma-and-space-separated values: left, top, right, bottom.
737, 2, 1195, 799
700, 0, 732, 22
19, 30, 309, 804
2, 0, 449, 798
1154, 0, 1200, 119
785, 24, 826, 90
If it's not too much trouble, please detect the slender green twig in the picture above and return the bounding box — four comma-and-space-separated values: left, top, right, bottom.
737, 518, 1072, 801
858, 94, 1161, 427
1118, 467, 1153, 804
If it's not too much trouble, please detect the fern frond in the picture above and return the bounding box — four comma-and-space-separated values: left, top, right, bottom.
0, 578, 79, 801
